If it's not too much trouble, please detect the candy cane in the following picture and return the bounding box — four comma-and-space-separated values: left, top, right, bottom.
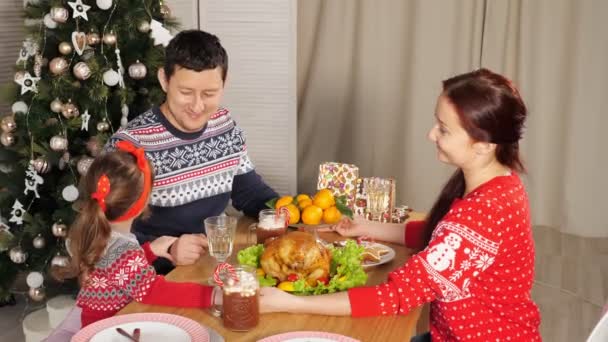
276, 206, 291, 226
213, 262, 238, 286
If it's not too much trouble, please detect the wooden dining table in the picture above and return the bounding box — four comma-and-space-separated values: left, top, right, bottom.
119, 213, 426, 341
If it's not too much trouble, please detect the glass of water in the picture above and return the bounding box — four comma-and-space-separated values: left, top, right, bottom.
205, 215, 237, 284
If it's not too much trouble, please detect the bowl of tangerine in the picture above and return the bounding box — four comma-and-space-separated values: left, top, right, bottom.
266, 189, 353, 227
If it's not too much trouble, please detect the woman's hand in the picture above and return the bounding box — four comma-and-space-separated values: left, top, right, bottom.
319, 216, 370, 237
259, 286, 299, 313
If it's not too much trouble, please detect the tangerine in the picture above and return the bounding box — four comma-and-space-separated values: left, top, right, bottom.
275, 196, 294, 209
301, 205, 323, 225
322, 206, 342, 224
313, 189, 335, 209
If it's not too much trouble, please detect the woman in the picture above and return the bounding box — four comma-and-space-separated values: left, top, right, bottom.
260, 69, 541, 341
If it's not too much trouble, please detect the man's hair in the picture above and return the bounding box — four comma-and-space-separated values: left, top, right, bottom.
164, 30, 228, 81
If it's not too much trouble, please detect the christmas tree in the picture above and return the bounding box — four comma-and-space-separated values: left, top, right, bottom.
0, 0, 178, 304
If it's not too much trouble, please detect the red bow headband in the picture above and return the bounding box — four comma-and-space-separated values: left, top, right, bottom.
90, 141, 152, 222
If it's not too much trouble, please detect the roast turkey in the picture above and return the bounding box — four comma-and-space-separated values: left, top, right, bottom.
260, 231, 332, 286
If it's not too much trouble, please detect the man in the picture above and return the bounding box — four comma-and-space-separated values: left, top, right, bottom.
108, 30, 278, 273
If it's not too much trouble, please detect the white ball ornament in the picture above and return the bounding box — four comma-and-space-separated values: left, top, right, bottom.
12, 101, 28, 114
103, 69, 120, 86
96, 0, 113, 10
26, 272, 44, 288
62, 185, 79, 202
44, 14, 58, 29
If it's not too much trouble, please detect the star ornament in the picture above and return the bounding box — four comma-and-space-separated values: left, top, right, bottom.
17, 72, 40, 95
68, 0, 91, 21
81, 109, 91, 131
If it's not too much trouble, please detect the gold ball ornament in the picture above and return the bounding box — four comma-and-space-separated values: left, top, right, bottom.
86, 32, 101, 45
9, 246, 27, 264
32, 157, 51, 174
32, 235, 46, 249
50, 6, 69, 23
77, 156, 94, 176
51, 254, 70, 268
103, 31, 117, 45
58, 42, 73, 55
0, 132, 15, 147
52, 222, 68, 238
96, 120, 110, 132
49, 57, 68, 75
61, 101, 80, 119
1, 116, 17, 133
73, 62, 92, 80
28, 287, 46, 301
50, 98, 64, 113
160, 4, 171, 18
49, 135, 68, 152
138, 21, 151, 33
128, 60, 147, 80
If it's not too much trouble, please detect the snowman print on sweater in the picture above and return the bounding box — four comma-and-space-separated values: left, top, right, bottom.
426, 233, 462, 272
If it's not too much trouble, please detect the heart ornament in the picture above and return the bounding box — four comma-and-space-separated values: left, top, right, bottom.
71, 31, 87, 56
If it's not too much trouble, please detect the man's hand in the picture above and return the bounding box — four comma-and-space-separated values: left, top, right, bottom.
149, 236, 178, 262
169, 234, 208, 266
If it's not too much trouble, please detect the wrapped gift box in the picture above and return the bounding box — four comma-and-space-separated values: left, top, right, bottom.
317, 162, 359, 207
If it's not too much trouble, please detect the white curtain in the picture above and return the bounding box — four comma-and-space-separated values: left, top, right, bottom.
298, 0, 608, 238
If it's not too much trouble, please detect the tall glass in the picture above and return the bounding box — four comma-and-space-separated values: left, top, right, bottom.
366, 177, 391, 221
205, 216, 237, 284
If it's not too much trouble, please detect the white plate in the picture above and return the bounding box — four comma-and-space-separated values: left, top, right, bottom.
258, 331, 359, 342
361, 243, 396, 268
90, 321, 190, 342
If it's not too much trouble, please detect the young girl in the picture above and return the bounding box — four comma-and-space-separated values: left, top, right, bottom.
55, 141, 217, 327
260, 69, 541, 341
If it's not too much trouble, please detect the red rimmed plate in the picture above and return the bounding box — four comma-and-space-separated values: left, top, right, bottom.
258, 331, 360, 342
71, 313, 209, 342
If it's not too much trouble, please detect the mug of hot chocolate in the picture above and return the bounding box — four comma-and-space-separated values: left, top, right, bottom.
220, 265, 260, 331
248, 209, 288, 245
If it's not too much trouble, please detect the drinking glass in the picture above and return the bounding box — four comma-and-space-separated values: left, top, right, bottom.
205, 215, 237, 284
366, 177, 391, 221
248, 209, 288, 245
220, 265, 260, 331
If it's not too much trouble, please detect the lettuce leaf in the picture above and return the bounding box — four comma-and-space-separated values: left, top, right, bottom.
237, 244, 265, 268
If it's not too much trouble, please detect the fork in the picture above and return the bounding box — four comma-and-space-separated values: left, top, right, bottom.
116, 327, 140, 341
